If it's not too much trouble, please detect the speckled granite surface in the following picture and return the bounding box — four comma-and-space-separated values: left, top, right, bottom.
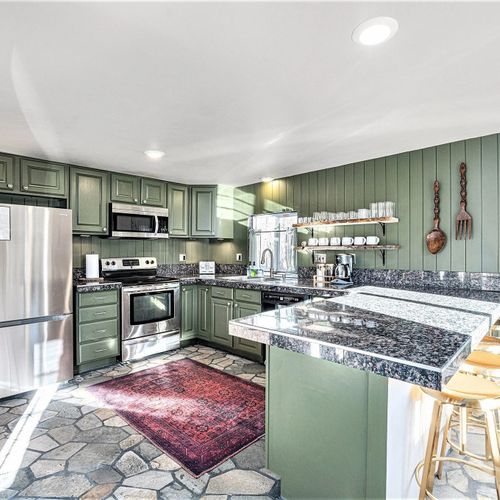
229, 286, 500, 390
75, 281, 122, 293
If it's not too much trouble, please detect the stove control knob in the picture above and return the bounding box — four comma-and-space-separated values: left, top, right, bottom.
111, 261, 116, 266
151, 259, 155, 264
105, 261, 110, 266
145, 260, 149, 264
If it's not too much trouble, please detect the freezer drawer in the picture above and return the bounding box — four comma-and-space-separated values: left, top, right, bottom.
0, 315, 73, 399
122, 330, 180, 362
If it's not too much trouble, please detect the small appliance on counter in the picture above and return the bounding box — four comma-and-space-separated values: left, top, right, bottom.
199, 261, 215, 276
101, 257, 180, 361
313, 253, 355, 287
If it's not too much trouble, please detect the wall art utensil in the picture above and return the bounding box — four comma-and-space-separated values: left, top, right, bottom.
455, 162, 472, 239
426, 179, 447, 255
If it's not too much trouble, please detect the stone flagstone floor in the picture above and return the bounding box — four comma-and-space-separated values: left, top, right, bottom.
0, 343, 497, 499
0, 345, 280, 499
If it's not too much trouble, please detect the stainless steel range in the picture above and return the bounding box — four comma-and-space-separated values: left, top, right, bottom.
101, 257, 180, 362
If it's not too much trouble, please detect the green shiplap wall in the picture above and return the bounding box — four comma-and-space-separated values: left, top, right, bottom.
72, 237, 210, 268
232, 133, 500, 273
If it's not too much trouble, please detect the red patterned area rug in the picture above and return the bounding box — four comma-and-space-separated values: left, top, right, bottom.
88, 358, 265, 477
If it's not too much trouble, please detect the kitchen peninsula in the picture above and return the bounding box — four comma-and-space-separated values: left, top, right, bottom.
229, 285, 500, 499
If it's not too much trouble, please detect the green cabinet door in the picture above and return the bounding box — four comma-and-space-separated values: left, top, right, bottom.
168, 183, 189, 237
197, 286, 211, 340
70, 167, 109, 234
141, 178, 166, 207
191, 186, 216, 237
110, 173, 140, 204
210, 296, 233, 347
0, 155, 15, 192
233, 301, 263, 357
20, 159, 67, 197
181, 285, 198, 340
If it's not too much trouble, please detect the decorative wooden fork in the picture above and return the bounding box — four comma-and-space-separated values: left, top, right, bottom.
455, 162, 472, 239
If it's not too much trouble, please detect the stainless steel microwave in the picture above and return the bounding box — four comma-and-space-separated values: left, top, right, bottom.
109, 203, 169, 238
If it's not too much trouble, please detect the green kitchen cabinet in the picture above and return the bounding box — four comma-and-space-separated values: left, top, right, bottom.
168, 183, 189, 237
20, 158, 67, 197
197, 285, 211, 340
141, 178, 166, 207
233, 301, 263, 357
191, 186, 216, 237
0, 154, 16, 192
110, 173, 140, 204
70, 167, 109, 234
181, 285, 198, 340
210, 296, 234, 347
110, 174, 165, 207
75, 289, 120, 373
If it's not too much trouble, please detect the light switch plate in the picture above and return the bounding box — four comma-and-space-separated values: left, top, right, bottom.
179, 254, 186, 262
236, 253, 242, 262
0, 206, 10, 240
314, 253, 327, 264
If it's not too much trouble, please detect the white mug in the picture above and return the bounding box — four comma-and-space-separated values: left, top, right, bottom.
330, 237, 341, 246
366, 236, 380, 245
342, 237, 354, 245
308, 238, 319, 246
354, 236, 366, 246
318, 237, 329, 246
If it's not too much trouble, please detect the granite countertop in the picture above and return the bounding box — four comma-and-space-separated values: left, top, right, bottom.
178, 274, 351, 297
229, 285, 500, 390
75, 281, 122, 293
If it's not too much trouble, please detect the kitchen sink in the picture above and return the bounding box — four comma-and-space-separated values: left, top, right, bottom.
219, 275, 293, 283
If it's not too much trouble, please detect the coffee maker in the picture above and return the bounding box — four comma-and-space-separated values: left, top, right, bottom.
334, 253, 356, 284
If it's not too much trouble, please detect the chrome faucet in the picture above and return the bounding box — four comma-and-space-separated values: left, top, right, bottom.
260, 248, 274, 278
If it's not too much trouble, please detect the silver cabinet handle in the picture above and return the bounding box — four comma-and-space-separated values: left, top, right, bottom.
95, 329, 106, 334
94, 348, 107, 353
7, 183, 13, 189
94, 312, 106, 316
94, 297, 105, 301
23, 186, 28, 190
102, 227, 107, 232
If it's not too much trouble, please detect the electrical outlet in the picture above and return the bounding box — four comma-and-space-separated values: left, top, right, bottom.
179, 254, 186, 262
236, 253, 242, 262
314, 253, 327, 264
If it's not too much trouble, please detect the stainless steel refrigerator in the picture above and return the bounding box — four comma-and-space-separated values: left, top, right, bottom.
0, 204, 73, 399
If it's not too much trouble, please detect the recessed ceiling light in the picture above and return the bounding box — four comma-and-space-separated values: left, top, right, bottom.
261, 177, 274, 183
352, 17, 398, 46
144, 150, 165, 160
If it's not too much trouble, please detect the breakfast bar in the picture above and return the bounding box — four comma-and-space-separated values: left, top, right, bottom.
229, 286, 500, 498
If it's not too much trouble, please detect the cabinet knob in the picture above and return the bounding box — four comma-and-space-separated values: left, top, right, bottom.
234, 303, 239, 308
143, 200, 147, 204
23, 186, 28, 191
102, 227, 107, 232
134, 198, 138, 203
7, 183, 13, 189
227, 302, 231, 306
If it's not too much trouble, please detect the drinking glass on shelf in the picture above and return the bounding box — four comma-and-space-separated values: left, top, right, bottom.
377, 202, 386, 217
349, 210, 358, 219
313, 212, 321, 221
385, 201, 396, 217
369, 203, 378, 217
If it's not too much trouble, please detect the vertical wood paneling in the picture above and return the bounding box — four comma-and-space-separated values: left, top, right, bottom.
436, 144, 451, 271
384, 156, 398, 269
353, 163, 365, 268
364, 160, 376, 268
481, 135, 498, 272
374, 158, 386, 268
397, 153, 410, 270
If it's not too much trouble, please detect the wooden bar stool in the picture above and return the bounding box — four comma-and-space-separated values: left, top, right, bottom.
415, 372, 500, 500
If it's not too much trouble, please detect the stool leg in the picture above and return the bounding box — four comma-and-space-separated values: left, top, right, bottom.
419, 400, 442, 500
459, 407, 468, 454
485, 410, 500, 496
437, 408, 451, 480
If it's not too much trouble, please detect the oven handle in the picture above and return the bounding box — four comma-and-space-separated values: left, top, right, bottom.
122, 283, 180, 294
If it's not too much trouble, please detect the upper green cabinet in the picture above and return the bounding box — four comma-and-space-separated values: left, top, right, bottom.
191, 186, 216, 237
110, 173, 140, 204
0, 154, 15, 192
141, 178, 166, 207
110, 174, 165, 207
168, 183, 189, 237
70, 167, 109, 235
191, 185, 234, 239
20, 159, 67, 197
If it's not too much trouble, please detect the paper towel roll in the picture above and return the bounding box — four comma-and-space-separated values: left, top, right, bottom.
86, 254, 99, 279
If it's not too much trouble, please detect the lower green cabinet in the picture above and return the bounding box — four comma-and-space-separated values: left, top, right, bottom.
210, 297, 234, 347
75, 289, 120, 373
233, 301, 263, 356
197, 286, 211, 340
181, 285, 198, 340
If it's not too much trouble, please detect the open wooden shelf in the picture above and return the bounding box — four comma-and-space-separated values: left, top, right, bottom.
297, 244, 400, 252
293, 216, 398, 228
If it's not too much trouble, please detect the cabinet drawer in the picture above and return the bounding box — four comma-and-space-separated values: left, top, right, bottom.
79, 304, 118, 323
79, 338, 119, 364
234, 288, 261, 304
79, 319, 118, 343
79, 290, 118, 308
211, 286, 233, 300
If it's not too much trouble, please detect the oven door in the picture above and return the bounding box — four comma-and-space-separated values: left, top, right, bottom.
122, 283, 180, 340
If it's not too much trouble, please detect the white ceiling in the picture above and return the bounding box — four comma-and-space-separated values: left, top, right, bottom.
1, 2, 500, 186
